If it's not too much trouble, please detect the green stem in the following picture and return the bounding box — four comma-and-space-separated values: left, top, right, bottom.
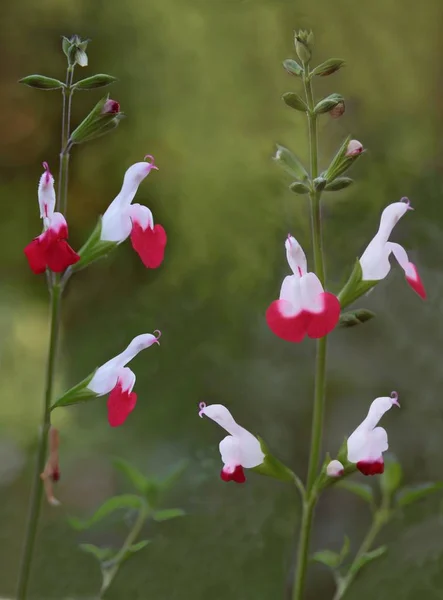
16, 285, 62, 600
292, 66, 329, 600
60, 65, 74, 216
100, 503, 149, 597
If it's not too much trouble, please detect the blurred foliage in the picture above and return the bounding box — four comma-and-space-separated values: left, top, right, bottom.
1, 0, 443, 598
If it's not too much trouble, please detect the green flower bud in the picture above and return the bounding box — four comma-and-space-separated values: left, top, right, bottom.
314, 93, 344, 115
311, 58, 345, 77
294, 30, 314, 64
282, 92, 308, 112
283, 59, 303, 77
324, 177, 353, 191
69, 96, 124, 145
339, 309, 376, 328
290, 181, 311, 194
62, 35, 90, 67
273, 145, 309, 181
73, 74, 118, 91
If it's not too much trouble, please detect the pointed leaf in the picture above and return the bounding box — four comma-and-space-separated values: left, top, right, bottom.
282, 92, 308, 112
68, 495, 144, 530
79, 544, 114, 562
354, 546, 387, 572
153, 508, 185, 522
19, 75, 65, 90
273, 145, 309, 181
339, 309, 376, 328
339, 535, 351, 562
113, 458, 150, 495
158, 460, 188, 493
50, 369, 98, 410
283, 59, 303, 76
311, 58, 345, 77
396, 482, 443, 508
128, 539, 151, 553
337, 480, 374, 505
74, 74, 118, 90
312, 549, 341, 569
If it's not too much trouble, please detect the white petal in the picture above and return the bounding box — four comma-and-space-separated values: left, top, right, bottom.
129, 203, 154, 230
326, 460, 344, 477
387, 242, 416, 279
199, 404, 240, 436
38, 164, 56, 220
365, 427, 388, 460
378, 202, 409, 242
118, 367, 136, 393
100, 162, 155, 242
300, 272, 324, 313
285, 235, 307, 276
362, 396, 397, 430
49, 212, 67, 234
219, 435, 242, 470
359, 237, 391, 281
279, 275, 302, 315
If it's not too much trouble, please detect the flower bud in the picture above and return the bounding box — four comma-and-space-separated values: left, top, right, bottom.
324, 177, 353, 191
330, 101, 345, 119
314, 93, 344, 115
346, 140, 363, 157
313, 176, 327, 191
282, 92, 308, 112
311, 58, 345, 77
69, 96, 124, 145
290, 181, 311, 195
294, 30, 314, 64
62, 35, 90, 67
273, 145, 308, 181
283, 59, 303, 77
326, 460, 344, 477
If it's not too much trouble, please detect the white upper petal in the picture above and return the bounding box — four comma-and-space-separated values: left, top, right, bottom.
49, 212, 67, 234
300, 272, 324, 313
87, 333, 159, 395
219, 435, 242, 471
347, 396, 396, 463
378, 202, 409, 242
118, 367, 136, 393
285, 235, 307, 276
100, 162, 156, 242
129, 203, 154, 230
38, 166, 56, 220
279, 275, 302, 315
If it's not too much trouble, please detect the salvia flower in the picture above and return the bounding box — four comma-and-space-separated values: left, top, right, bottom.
199, 403, 265, 483
266, 235, 341, 342
100, 156, 167, 268
24, 163, 80, 274
359, 199, 426, 299
326, 459, 344, 477
348, 392, 399, 476
345, 139, 363, 156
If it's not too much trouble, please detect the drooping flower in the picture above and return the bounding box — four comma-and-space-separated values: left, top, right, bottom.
100, 156, 166, 268
326, 459, 344, 477
359, 199, 426, 299
24, 163, 80, 274
347, 392, 400, 475
199, 403, 265, 483
266, 235, 341, 342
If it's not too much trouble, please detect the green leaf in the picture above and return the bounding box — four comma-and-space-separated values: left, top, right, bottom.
311, 58, 345, 77
289, 181, 311, 195
73, 74, 118, 90
113, 458, 150, 495
282, 59, 303, 76
354, 546, 387, 572
380, 458, 403, 498
153, 508, 186, 522
339, 309, 376, 328
396, 482, 443, 508
127, 539, 151, 553
73, 217, 118, 272
50, 369, 98, 410
159, 460, 188, 493
314, 93, 344, 115
312, 549, 342, 569
324, 177, 354, 192
79, 544, 114, 562
337, 480, 374, 505
273, 145, 309, 181
313, 177, 327, 192
339, 535, 351, 562
19, 75, 65, 90
282, 92, 308, 112
68, 495, 144, 530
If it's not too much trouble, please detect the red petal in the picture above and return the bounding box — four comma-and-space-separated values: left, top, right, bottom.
266, 300, 309, 343
220, 465, 246, 483
45, 240, 80, 273
306, 292, 341, 339
406, 264, 426, 299
131, 223, 167, 269
107, 383, 138, 427
24, 239, 47, 274
357, 459, 384, 476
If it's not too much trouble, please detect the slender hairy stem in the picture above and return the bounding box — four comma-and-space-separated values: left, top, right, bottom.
16, 284, 62, 599
100, 504, 149, 597
16, 64, 75, 600
292, 66, 329, 600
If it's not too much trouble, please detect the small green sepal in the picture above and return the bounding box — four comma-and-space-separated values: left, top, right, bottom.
339, 309, 376, 328
283, 59, 303, 77
311, 59, 345, 77
251, 437, 296, 483
51, 369, 98, 411
282, 92, 308, 112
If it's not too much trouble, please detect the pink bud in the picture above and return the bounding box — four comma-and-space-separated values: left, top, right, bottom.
326, 460, 344, 477
346, 140, 363, 157
102, 99, 120, 114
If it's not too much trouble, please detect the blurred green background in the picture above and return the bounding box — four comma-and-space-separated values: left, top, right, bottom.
1, 0, 443, 598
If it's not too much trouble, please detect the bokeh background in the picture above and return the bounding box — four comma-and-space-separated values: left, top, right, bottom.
1, 0, 443, 598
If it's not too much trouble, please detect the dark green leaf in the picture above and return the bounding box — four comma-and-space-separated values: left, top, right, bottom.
113, 458, 150, 495
282, 59, 303, 76
311, 58, 345, 77
337, 480, 374, 505
339, 309, 376, 328
19, 75, 65, 90
289, 181, 310, 195
324, 177, 354, 191
273, 145, 309, 181
153, 508, 186, 522
282, 92, 308, 112
74, 74, 118, 90
354, 546, 387, 572
312, 549, 341, 568
396, 482, 443, 508
68, 495, 143, 530
79, 544, 114, 562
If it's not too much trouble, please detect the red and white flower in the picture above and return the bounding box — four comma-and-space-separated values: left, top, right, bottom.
199, 403, 265, 483
24, 162, 80, 274
266, 235, 341, 342
359, 199, 426, 299
100, 156, 166, 268
86, 332, 161, 427
326, 460, 344, 477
